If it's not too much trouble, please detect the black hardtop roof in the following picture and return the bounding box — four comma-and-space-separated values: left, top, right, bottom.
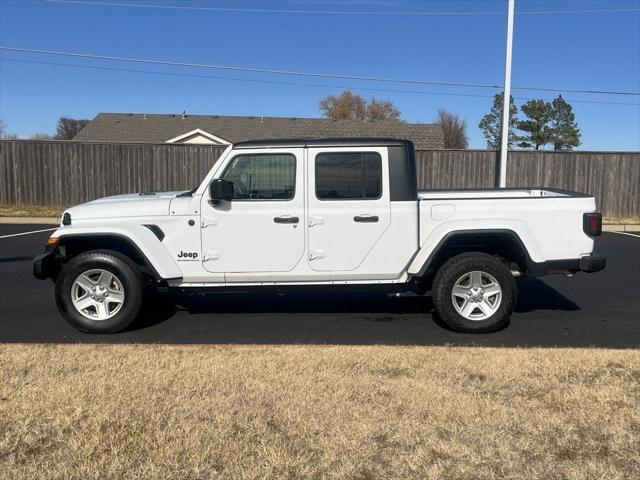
232, 137, 415, 149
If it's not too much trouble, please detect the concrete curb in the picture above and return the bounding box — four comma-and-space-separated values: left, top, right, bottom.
0, 217, 59, 225
603, 224, 640, 232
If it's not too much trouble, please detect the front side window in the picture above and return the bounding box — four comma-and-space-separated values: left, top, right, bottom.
222, 153, 296, 200
315, 152, 382, 200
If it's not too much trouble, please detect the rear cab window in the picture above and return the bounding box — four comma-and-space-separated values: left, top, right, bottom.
315, 152, 382, 200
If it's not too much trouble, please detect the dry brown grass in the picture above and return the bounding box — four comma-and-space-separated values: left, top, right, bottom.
0, 205, 64, 218
1, 344, 639, 480
603, 216, 640, 225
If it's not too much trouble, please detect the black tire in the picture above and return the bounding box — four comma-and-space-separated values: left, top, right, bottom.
432, 252, 516, 333
55, 250, 144, 333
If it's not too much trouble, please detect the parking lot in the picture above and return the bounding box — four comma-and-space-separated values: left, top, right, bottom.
0, 223, 638, 347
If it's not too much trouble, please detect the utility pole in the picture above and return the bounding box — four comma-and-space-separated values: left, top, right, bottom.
498, 0, 515, 188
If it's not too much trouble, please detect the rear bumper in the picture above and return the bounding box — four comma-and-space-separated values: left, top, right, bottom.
33, 249, 57, 280
529, 254, 606, 276
579, 255, 606, 273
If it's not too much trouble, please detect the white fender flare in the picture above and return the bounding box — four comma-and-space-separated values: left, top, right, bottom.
51, 224, 183, 280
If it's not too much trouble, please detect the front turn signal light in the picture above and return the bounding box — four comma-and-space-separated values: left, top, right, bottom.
47, 237, 60, 247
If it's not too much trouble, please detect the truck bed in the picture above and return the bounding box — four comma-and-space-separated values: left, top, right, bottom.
418, 188, 591, 200
416, 187, 597, 264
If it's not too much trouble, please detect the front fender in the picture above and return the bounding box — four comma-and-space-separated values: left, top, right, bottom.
50, 224, 183, 280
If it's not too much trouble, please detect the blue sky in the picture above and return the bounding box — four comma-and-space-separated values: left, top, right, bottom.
1, 0, 639, 150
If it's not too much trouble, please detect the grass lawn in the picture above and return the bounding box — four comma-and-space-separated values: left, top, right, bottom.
1, 344, 638, 480
0, 205, 64, 218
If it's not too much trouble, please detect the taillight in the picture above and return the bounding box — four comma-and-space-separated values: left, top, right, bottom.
583, 212, 602, 237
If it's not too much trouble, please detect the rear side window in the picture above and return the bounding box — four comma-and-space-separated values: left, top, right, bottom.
315, 152, 382, 200
222, 153, 296, 200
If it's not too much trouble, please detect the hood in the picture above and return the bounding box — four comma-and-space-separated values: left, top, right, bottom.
65, 191, 184, 220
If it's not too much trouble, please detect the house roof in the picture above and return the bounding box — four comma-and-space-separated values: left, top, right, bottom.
73, 113, 444, 150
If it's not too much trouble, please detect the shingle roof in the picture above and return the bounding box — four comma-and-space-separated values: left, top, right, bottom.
73, 113, 444, 150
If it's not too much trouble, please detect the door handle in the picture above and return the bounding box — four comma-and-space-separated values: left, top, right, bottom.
274, 216, 299, 224
354, 215, 379, 223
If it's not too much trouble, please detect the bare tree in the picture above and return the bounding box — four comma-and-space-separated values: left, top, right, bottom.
436, 108, 469, 149
0, 118, 18, 140
367, 98, 401, 121
55, 117, 90, 140
319, 91, 367, 120
30, 132, 53, 140
319, 90, 402, 121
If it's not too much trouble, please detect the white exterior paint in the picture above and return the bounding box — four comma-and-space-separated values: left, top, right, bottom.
53, 143, 600, 287
165, 128, 230, 145
307, 146, 392, 272
200, 148, 306, 277
407, 191, 596, 275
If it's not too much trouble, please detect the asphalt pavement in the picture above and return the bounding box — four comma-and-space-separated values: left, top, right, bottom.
1, 224, 638, 347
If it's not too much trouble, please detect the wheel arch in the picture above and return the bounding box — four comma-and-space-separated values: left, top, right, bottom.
54, 231, 182, 282
410, 229, 534, 280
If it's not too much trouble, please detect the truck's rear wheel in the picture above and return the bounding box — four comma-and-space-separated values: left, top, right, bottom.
432, 252, 516, 333
55, 250, 144, 333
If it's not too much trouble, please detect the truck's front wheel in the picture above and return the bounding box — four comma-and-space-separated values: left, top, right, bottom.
432, 252, 516, 333
55, 250, 144, 333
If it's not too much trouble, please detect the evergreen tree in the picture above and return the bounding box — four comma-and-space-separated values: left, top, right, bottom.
549, 95, 580, 150
478, 93, 519, 149
517, 99, 552, 150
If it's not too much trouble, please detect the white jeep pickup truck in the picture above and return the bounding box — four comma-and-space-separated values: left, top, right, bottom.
34, 138, 605, 334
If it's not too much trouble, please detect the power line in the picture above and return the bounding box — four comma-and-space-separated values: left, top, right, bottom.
45, 0, 640, 16
2, 57, 638, 106
1, 46, 638, 97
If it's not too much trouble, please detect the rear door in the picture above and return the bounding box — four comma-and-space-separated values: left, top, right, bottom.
307, 146, 390, 271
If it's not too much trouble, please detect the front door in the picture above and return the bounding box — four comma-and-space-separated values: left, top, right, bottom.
307, 147, 391, 271
200, 148, 304, 274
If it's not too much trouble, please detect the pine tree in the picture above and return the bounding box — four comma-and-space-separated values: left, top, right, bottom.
517, 99, 552, 150
478, 93, 519, 149
549, 95, 580, 150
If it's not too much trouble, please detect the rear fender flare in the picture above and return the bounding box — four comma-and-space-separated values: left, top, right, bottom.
408, 229, 535, 277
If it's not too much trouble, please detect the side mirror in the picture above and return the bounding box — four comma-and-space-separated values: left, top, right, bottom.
209, 179, 234, 202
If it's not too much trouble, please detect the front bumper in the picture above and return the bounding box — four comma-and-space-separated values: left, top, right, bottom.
33, 249, 57, 280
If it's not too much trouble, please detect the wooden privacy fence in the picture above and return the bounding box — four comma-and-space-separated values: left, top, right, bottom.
0, 141, 226, 207
1, 140, 639, 218
415, 149, 640, 218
